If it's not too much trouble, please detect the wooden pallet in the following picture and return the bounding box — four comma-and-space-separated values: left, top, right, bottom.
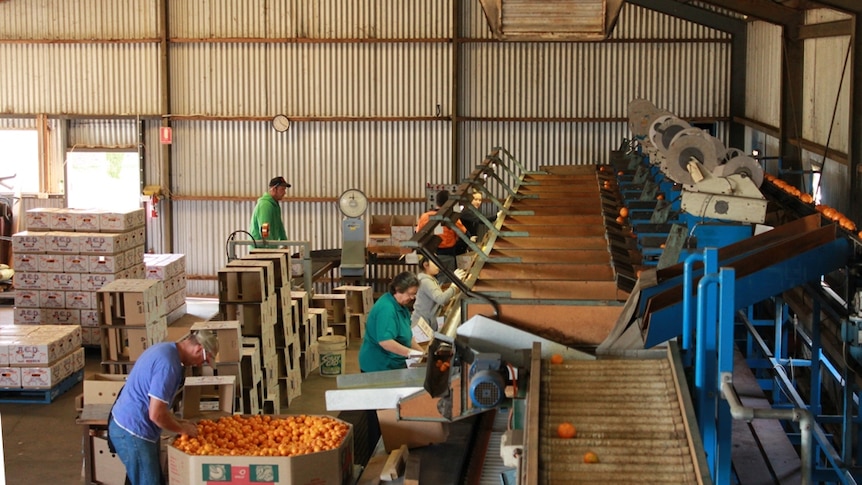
0, 369, 84, 404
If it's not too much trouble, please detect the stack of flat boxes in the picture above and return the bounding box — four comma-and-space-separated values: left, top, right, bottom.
143, 254, 187, 323
290, 290, 321, 382
334, 285, 374, 343
11, 207, 146, 347
187, 320, 244, 413
0, 325, 84, 391
97, 279, 167, 374
310, 294, 344, 343
240, 337, 263, 414
242, 248, 304, 407
216, 262, 278, 414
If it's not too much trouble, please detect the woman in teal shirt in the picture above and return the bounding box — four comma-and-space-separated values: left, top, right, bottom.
359, 272, 425, 372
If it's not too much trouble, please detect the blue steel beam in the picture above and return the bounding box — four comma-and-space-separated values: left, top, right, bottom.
645, 237, 852, 348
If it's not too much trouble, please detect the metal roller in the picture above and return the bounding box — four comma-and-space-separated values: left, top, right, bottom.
648, 116, 689, 153
713, 155, 764, 187
723, 147, 746, 164
664, 130, 719, 185
627, 99, 659, 138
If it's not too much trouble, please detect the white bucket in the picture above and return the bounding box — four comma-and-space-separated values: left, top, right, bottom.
318, 335, 347, 377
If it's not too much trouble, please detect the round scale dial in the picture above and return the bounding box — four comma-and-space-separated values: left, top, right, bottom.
338, 189, 368, 218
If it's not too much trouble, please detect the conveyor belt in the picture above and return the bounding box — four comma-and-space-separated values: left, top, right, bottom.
538, 355, 708, 484
464, 165, 632, 348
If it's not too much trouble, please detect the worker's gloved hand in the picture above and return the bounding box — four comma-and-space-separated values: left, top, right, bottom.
408, 349, 425, 358
453, 269, 467, 281
470, 236, 477, 242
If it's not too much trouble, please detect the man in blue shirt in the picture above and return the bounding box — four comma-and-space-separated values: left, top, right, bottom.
108, 330, 219, 485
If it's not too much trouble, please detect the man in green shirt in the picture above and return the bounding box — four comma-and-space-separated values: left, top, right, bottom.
249, 176, 290, 242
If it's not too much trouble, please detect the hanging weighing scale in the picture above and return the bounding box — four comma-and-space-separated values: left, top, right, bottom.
338, 189, 368, 278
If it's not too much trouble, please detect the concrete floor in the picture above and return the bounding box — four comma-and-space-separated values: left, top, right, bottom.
0, 298, 358, 484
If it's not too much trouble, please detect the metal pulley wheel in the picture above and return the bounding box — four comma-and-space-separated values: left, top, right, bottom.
649, 116, 690, 153
713, 155, 764, 187
628, 99, 660, 138
664, 130, 720, 185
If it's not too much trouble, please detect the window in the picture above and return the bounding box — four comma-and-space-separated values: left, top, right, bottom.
65, 151, 141, 211
0, 129, 38, 194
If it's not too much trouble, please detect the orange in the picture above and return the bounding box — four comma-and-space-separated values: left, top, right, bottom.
550, 354, 564, 365
617, 170, 624, 176
619, 207, 629, 218
800, 193, 814, 204
556, 422, 577, 439
656, 193, 665, 200
584, 451, 599, 463
615, 216, 625, 224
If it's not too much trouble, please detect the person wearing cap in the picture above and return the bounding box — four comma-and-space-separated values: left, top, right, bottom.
249, 176, 291, 242
108, 330, 219, 485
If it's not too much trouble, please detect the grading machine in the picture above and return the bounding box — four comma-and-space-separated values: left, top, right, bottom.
329, 99, 862, 484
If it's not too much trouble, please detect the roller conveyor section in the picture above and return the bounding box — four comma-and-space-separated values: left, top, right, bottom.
464, 165, 633, 349
538, 356, 708, 484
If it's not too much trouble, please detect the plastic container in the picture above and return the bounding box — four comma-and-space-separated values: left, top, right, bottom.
318, 335, 347, 377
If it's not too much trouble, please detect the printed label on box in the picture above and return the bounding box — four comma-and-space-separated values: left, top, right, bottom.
201, 464, 278, 484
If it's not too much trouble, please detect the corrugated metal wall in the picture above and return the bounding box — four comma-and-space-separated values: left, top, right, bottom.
1, 0, 734, 295
744, 21, 782, 127
803, 9, 851, 155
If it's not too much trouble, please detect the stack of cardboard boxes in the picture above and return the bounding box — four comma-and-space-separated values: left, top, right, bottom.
217, 249, 303, 414
11, 207, 146, 346
143, 253, 187, 323
97, 278, 167, 374
0, 325, 84, 393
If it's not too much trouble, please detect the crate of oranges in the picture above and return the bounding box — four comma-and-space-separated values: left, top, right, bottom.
168, 414, 354, 485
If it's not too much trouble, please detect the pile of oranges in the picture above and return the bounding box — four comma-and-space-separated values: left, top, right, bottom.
172, 414, 349, 457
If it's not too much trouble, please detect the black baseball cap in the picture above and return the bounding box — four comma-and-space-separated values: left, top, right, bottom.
269, 176, 291, 188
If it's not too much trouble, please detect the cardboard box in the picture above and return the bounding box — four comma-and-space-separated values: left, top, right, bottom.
91, 435, 126, 485
7, 325, 82, 365
71, 209, 106, 232
63, 254, 90, 273
89, 254, 125, 273
66, 290, 97, 310
241, 253, 289, 288
98, 279, 166, 326
10, 231, 46, 253
11, 253, 39, 272
83, 374, 128, 405
190, 321, 241, 363
180, 375, 236, 419
47, 272, 82, 291
48, 211, 76, 231
21, 347, 85, 389
44, 308, 80, 325
143, 253, 186, 280
13, 290, 39, 309
99, 208, 145, 232
80, 232, 125, 254
81, 310, 100, 327
13, 272, 47, 290
0, 368, 21, 388
46, 231, 81, 253
167, 416, 353, 485
39, 290, 66, 308
13, 308, 42, 325
333, 285, 374, 314
82, 273, 117, 291
376, 409, 449, 452
310, 294, 347, 324
218, 267, 267, 303
24, 208, 54, 231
